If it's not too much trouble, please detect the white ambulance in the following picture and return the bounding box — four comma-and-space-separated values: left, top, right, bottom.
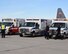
49, 18, 68, 38
19, 19, 52, 37
2, 18, 17, 34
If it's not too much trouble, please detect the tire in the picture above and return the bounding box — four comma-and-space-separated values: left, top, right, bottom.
8, 32, 12, 35
49, 32, 52, 38
47, 37, 49, 40
60, 35, 64, 40
33, 33, 36, 36
31, 33, 35, 37
20, 33, 25, 37
31, 31, 36, 37
49, 33, 53, 39
22, 33, 25, 37
63, 32, 66, 38
19, 33, 23, 37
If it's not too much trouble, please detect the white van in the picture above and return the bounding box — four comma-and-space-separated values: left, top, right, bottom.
49, 20, 68, 38
19, 19, 52, 37
2, 18, 16, 34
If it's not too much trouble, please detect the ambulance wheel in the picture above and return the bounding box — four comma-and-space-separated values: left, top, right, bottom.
20, 33, 23, 37
63, 32, 66, 39
8, 32, 12, 35
20, 33, 25, 37
61, 35, 64, 40
31, 31, 36, 37
49, 35, 53, 39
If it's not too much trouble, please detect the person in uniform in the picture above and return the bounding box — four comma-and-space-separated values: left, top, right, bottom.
1, 23, 6, 38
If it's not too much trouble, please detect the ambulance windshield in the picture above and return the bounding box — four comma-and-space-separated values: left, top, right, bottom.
21, 22, 35, 27
2, 22, 13, 26
51, 23, 65, 28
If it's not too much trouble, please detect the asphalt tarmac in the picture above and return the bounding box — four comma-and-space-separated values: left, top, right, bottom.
0, 35, 68, 54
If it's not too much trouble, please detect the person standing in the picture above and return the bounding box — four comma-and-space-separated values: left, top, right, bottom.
55, 25, 61, 39
45, 25, 49, 39
1, 23, 6, 38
